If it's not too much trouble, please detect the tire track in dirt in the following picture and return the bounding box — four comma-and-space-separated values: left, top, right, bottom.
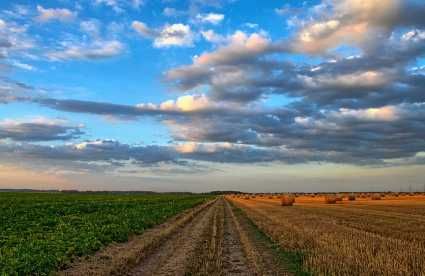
221, 199, 255, 275
130, 198, 221, 275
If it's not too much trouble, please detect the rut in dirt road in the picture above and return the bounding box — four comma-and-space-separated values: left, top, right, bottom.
130, 197, 291, 276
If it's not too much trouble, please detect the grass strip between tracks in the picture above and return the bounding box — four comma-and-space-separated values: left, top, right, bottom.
230, 202, 312, 276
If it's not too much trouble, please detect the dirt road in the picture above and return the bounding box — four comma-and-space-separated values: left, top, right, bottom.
130, 197, 289, 275
60, 197, 290, 276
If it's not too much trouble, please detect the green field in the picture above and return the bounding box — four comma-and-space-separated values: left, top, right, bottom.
0, 192, 212, 275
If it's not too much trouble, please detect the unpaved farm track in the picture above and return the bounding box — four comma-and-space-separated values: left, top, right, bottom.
59, 197, 290, 276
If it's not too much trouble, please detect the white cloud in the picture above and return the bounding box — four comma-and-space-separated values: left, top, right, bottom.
194, 31, 270, 65
335, 106, 400, 121
401, 29, 425, 42
154, 24, 194, 48
0, 19, 35, 57
301, 70, 390, 89
132, 21, 194, 48
136, 94, 214, 112
201, 30, 225, 43
292, 0, 407, 53
94, 0, 144, 12
162, 94, 212, 111
47, 40, 124, 61
131, 21, 155, 38
10, 60, 36, 71
175, 142, 234, 154
163, 7, 186, 17
196, 13, 224, 25
35, 5, 76, 23
244, 23, 259, 29
80, 20, 101, 37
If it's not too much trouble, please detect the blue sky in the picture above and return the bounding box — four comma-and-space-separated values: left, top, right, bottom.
0, 0, 425, 192
0, 0, 304, 144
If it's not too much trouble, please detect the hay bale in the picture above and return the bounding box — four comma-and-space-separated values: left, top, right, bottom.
371, 194, 381, 200
280, 195, 295, 206
335, 195, 343, 201
325, 196, 337, 204
348, 195, 356, 201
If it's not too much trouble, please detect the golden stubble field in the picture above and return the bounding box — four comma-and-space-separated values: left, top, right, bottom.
229, 193, 425, 275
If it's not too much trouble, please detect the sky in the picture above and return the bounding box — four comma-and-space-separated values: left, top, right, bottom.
0, 0, 425, 192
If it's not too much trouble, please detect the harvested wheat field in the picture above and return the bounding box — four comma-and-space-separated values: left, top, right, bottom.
229, 195, 425, 275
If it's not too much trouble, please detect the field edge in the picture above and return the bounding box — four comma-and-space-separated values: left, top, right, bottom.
55, 197, 217, 276
228, 199, 312, 276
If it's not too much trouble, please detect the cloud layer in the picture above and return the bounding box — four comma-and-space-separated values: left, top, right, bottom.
1, 0, 425, 179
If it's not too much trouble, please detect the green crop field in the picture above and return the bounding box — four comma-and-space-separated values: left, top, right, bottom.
0, 192, 212, 275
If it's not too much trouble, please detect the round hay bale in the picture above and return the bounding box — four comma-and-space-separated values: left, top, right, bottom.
325, 195, 337, 204
371, 194, 381, 200
348, 195, 356, 201
280, 195, 295, 206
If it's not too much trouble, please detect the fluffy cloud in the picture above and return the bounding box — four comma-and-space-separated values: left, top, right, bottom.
132, 21, 194, 48
153, 24, 194, 48
293, 0, 425, 54
196, 13, 224, 25
158, 94, 212, 112
35, 5, 76, 23
195, 31, 271, 65
0, 19, 35, 57
165, 31, 273, 98
165, 21, 425, 105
